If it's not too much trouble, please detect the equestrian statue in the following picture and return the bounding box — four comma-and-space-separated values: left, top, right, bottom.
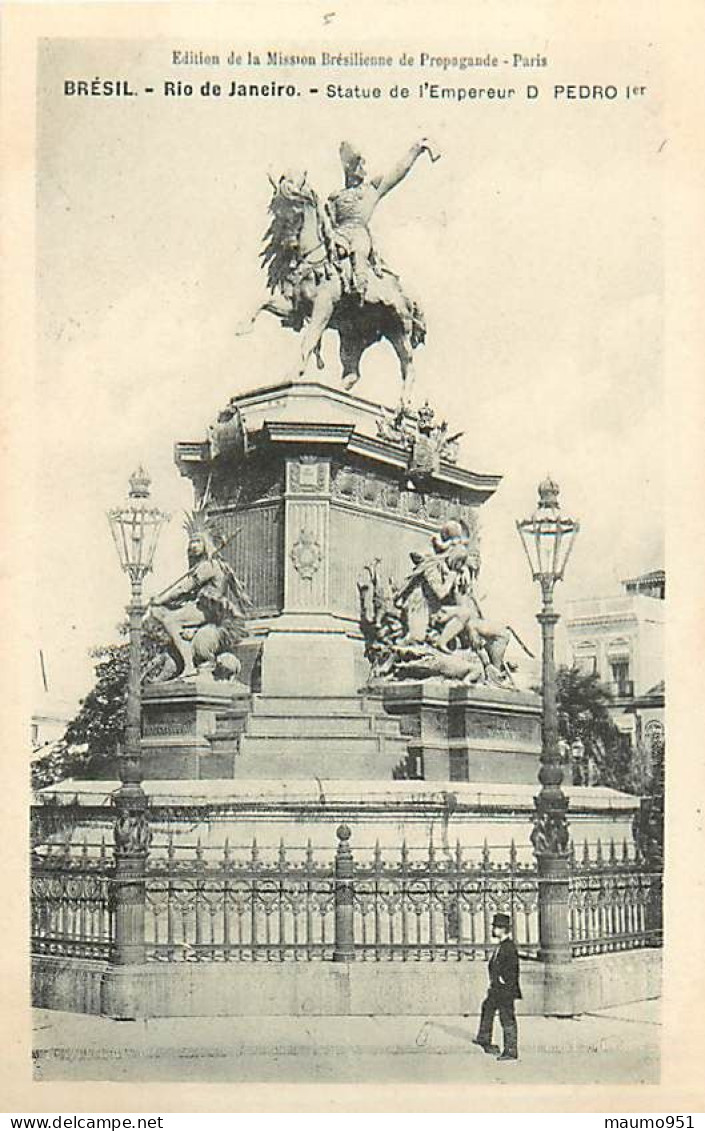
236, 139, 440, 399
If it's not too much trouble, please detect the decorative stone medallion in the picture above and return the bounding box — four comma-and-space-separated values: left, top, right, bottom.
290, 528, 322, 580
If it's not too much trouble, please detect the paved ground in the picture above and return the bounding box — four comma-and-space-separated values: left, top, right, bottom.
33, 999, 660, 1084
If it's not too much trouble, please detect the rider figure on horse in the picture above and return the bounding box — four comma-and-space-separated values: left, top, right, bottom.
241, 137, 440, 392
327, 138, 439, 301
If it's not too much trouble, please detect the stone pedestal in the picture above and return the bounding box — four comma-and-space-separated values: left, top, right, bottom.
169, 381, 555, 784
141, 676, 250, 780
39, 776, 642, 862
379, 681, 542, 783
175, 380, 501, 703
257, 616, 361, 697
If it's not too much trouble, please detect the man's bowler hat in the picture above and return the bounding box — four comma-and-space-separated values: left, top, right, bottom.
492, 913, 511, 930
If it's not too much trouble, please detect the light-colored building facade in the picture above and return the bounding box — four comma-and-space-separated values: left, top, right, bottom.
564, 569, 665, 755
31, 702, 72, 754
32, 652, 73, 757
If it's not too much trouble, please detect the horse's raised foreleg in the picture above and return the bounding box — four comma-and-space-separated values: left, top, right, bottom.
234, 294, 292, 337
291, 286, 337, 379
237, 294, 323, 368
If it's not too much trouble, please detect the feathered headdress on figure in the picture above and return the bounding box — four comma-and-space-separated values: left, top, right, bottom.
183, 508, 218, 556
339, 141, 364, 177
183, 507, 254, 613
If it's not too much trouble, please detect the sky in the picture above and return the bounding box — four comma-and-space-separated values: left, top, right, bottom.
34, 32, 663, 711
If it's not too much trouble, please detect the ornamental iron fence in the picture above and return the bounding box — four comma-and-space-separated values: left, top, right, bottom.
30, 824, 662, 966
142, 835, 540, 963
568, 838, 662, 956
351, 838, 539, 962
145, 838, 336, 962
31, 837, 113, 960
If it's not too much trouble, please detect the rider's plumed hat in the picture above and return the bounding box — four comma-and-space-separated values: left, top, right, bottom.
339, 140, 364, 176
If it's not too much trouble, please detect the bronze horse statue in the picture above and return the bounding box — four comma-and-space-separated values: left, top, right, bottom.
236, 142, 437, 398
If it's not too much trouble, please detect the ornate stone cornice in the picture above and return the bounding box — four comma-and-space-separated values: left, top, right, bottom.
566, 613, 638, 629
176, 419, 501, 506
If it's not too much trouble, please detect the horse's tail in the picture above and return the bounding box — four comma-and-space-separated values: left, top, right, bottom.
506, 625, 535, 658
234, 308, 260, 337
235, 294, 294, 337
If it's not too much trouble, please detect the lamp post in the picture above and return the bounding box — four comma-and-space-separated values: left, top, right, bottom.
107, 467, 168, 965
517, 476, 579, 973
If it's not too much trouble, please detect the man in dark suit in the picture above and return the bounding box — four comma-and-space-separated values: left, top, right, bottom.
472, 912, 521, 1061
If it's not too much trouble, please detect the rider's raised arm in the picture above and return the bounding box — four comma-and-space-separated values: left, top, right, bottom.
372, 140, 432, 199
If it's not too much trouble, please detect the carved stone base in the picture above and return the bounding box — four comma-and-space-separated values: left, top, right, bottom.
175, 379, 500, 709
256, 614, 364, 697
141, 676, 250, 779
378, 680, 542, 783
32, 949, 662, 1020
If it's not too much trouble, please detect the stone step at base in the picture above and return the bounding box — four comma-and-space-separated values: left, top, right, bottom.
235, 728, 410, 781
245, 715, 370, 738
243, 713, 401, 739
232, 743, 405, 780
237, 733, 408, 760
249, 695, 370, 717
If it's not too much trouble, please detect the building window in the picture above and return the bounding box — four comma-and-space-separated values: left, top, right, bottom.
611, 660, 629, 683
575, 654, 597, 676
610, 659, 632, 696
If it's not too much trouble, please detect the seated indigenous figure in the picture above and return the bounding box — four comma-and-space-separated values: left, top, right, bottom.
147, 511, 252, 681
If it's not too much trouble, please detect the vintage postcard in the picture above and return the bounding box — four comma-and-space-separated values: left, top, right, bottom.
2, 0, 705, 1115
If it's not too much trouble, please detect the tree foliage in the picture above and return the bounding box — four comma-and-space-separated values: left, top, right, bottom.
554, 665, 636, 792
632, 732, 665, 866
32, 643, 129, 790
32, 625, 166, 791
